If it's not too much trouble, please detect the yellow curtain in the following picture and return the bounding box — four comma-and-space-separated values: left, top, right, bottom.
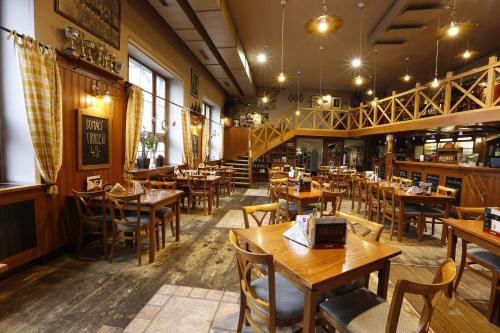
202, 117, 210, 162
220, 122, 224, 160
181, 109, 193, 167
10, 32, 62, 195
123, 85, 144, 178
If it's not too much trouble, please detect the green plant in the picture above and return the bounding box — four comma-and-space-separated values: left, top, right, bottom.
139, 128, 157, 158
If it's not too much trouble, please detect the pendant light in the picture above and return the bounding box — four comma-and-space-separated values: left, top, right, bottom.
370, 49, 378, 107
435, 0, 478, 40
351, 2, 365, 69
318, 45, 325, 106
262, 57, 269, 103
305, 0, 343, 36
431, 39, 440, 88
402, 57, 411, 82
296, 70, 301, 115
277, 0, 287, 83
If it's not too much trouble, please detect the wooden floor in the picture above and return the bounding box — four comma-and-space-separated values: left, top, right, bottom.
0, 185, 498, 332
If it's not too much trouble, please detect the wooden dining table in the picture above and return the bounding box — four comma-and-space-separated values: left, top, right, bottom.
282, 188, 321, 214
175, 175, 221, 214
443, 218, 500, 297
112, 188, 183, 263
235, 222, 402, 333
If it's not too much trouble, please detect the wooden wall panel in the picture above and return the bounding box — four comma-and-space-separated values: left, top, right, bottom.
224, 127, 249, 160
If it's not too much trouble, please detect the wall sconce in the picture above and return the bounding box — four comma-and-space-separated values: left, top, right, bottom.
91, 80, 113, 103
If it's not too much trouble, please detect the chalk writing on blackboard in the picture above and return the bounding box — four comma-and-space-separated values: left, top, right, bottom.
78, 108, 111, 170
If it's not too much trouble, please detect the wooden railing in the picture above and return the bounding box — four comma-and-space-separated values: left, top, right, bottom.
249, 56, 500, 161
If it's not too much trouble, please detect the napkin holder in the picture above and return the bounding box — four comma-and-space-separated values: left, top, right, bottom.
310, 217, 347, 249
299, 178, 312, 192
484, 208, 500, 237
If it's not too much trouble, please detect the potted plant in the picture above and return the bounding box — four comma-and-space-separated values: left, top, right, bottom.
137, 128, 156, 169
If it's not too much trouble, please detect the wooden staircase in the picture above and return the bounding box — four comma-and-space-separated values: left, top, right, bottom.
224, 156, 251, 187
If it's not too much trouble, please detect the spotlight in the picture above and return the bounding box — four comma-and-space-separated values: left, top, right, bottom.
262, 95, 269, 103
295, 109, 300, 115
277, 72, 286, 83
431, 77, 439, 88
257, 53, 267, 63
351, 58, 362, 68
318, 20, 329, 33
103, 90, 112, 103
354, 76, 363, 86
403, 74, 411, 82
462, 50, 471, 59
447, 22, 459, 37
367, 89, 373, 96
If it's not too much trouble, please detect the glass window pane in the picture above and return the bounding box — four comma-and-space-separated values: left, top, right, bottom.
128, 58, 141, 86
156, 141, 165, 157
156, 98, 166, 134
141, 66, 153, 93
142, 92, 153, 132
156, 76, 166, 99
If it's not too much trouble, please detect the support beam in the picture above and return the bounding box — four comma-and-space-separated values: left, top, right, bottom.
368, 0, 409, 45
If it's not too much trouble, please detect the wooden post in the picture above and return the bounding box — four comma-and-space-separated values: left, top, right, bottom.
373, 99, 378, 125
385, 134, 394, 180
359, 103, 363, 128
485, 56, 497, 107
391, 91, 396, 123
444, 71, 453, 113
414, 83, 421, 119
347, 110, 351, 130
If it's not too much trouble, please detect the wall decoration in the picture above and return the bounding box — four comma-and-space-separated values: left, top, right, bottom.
77, 107, 111, 170
192, 134, 199, 158
311, 95, 332, 110
332, 97, 342, 109
56, 0, 121, 50
191, 69, 199, 98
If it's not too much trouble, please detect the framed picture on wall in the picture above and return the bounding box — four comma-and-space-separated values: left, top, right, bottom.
311, 95, 332, 110
191, 69, 199, 98
77, 107, 112, 170
332, 97, 342, 109
56, 0, 121, 49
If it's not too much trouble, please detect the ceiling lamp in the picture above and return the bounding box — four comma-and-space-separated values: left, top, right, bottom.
262, 95, 269, 103
354, 75, 364, 86
435, 0, 478, 40
462, 49, 471, 59
318, 45, 326, 105
402, 57, 411, 82
351, 2, 365, 69
276, 0, 287, 84
351, 58, 362, 68
305, 0, 343, 36
367, 89, 373, 96
296, 70, 301, 115
431, 39, 440, 88
257, 53, 267, 63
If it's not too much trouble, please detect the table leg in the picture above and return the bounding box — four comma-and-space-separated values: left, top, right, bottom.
442, 201, 451, 244
175, 197, 180, 242
149, 208, 156, 263
302, 289, 317, 333
377, 260, 391, 299
297, 200, 303, 215
446, 226, 457, 297
216, 181, 220, 208
398, 198, 404, 242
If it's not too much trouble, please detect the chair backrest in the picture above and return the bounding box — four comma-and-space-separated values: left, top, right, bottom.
73, 190, 106, 223
437, 185, 458, 198
320, 190, 344, 217
386, 258, 456, 333
382, 186, 396, 215
242, 203, 280, 228
147, 180, 176, 190
229, 230, 277, 333
368, 182, 380, 203
105, 192, 142, 227
268, 169, 280, 180
311, 180, 321, 190
400, 178, 413, 187
454, 206, 499, 220
295, 167, 306, 173
391, 176, 401, 184
269, 177, 289, 202
188, 174, 208, 192
336, 211, 384, 241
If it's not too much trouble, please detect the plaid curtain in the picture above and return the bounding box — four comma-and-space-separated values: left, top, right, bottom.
123, 85, 144, 177
181, 109, 193, 167
10, 32, 62, 195
220, 123, 224, 160
202, 117, 209, 162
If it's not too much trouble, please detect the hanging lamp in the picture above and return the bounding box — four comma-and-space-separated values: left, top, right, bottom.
435, 0, 478, 40
305, 0, 343, 36
371, 49, 378, 106
402, 57, 411, 82
351, 2, 365, 69
276, 0, 287, 83
431, 39, 440, 88
296, 70, 301, 115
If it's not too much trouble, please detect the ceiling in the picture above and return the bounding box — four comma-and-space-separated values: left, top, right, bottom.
226, 0, 500, 94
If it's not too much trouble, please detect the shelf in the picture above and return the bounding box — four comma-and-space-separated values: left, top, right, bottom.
58, 51, 123, 81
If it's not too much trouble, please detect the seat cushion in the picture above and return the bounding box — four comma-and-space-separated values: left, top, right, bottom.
330, 277, 367, 296
156, 206, 173, 218
251, 273, 305, 322
320, 288, 420, 333
468, 248, 500, 272
279, 201, 298, 212
117, 213, 151, 230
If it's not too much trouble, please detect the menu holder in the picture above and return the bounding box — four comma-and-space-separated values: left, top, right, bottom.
484, 208, 500, 237
283, 214, 347, 249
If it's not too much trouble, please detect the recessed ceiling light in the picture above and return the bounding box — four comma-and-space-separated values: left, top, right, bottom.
257, 53, 267, 63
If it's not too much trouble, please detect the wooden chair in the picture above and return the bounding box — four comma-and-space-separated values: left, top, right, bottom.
454, 206, 500, 322
106, 192, 155, 266
319, 258, 457, 333
320, 190, 344, 218
333, 172, 351, 198
241, 203, 279, 228
147, 180, 176, 248
367, 182, 382, 224
187, 174, 210, 215
400, 178, 413, 187
229, 230, 306, 333
73, 190, 110, 258
381, 186, 423, 241
351, 176, 368, 215
217, 169, 233, 197
390, 175, 401, 184
269, 178, 298, 222
318, 166, 330, 176
421, 185, 458, 242
337, 211, 384, 242
295, 167, 306, 173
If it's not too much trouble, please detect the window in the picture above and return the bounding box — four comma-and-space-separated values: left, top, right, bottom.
128, 57, 168, 158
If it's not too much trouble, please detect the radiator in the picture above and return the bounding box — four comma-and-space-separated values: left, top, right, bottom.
0, 200, 37, 260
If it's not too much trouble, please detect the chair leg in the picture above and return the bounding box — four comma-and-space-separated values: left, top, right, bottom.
187, 195, 191, 214
109, 227, 117, 263
161, 216, 167, 248
237, 292, 245, 333
137, 230, 142, 266
488, 272, 500, 322
454, 240, 468, 291
155, 224, 160, 252
389, 215, 395, 241
168, 216, 175, 237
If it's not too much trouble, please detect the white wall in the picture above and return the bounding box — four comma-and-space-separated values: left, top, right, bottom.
168, 79, 184, 165
0, 0, 36, 183
209, 103, 222, 160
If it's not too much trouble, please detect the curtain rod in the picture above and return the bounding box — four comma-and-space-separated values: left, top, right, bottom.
1, 25, 25, 38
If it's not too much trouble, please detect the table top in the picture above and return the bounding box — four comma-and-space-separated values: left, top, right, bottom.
110, 188, 183, 206
443, 219, 500, 247
235, 222, 402, 290
286, 188, 322, 200
374, 181, 455, 201
176, 175, 221, 182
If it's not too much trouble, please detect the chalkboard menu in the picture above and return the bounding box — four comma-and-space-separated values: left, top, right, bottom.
426, 174, 440, 192
411, 171, 422, 183
445, 176, 462, 205
399, 170, 407, 179
78, 108, 111, 170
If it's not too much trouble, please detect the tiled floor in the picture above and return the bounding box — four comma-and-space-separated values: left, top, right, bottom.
243, 189, 269, 197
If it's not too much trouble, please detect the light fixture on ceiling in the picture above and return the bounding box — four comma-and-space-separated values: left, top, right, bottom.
367, 89, 373, 95
462, 49, 471, 59
351, 58, 361, 68
431, 39, 440, 88
262, 95, 269, 103
435, 0, 478, 40
402, 57, 411, 82
261, 52, 269, 104
276, 0, 287, 84
351, 2, 365, 69
296, 70, 301, 115
304, 0, 343, 36
354, 75, 364, 86
257, 53, 267, 63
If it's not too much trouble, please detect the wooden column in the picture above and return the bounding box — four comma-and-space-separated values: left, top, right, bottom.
385, 134, 394, 180
414, 83, 421, 119
485, 56, 498, 107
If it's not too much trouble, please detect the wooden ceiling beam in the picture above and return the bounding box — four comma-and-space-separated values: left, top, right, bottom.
368, 0, 410, 45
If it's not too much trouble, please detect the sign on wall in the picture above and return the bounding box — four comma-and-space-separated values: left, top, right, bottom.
77, 107, 112, 170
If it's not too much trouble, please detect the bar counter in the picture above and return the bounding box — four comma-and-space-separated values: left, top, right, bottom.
394, 161, 500, 207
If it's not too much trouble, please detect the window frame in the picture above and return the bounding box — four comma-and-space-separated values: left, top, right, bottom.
128, 56, 169, 159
